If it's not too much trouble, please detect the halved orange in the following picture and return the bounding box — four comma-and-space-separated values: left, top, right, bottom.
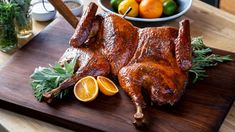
97, 76, 119, 96
74, 76, 99, 102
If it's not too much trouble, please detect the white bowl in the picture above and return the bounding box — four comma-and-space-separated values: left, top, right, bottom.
32, 1, 56, 21
98, 0, 192, 22
63, 0, 83, 16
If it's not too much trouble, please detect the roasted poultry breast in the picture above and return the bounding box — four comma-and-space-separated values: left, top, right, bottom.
43, 3, 192, 124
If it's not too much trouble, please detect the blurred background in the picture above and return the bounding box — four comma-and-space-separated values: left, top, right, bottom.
31, 0, 235, 15
201, 0, 235, 15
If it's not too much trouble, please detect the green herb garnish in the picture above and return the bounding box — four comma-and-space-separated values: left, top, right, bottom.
11, 0, 31, 27
0, 1, 18, 52
190, 37, 232, 83
31, 56, 77, 101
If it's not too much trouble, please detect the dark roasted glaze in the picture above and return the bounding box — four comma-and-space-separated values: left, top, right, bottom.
175, 20, 192, 71
100, 14, 139, 76
69, 3, 98, 48
118, 27, 187, 107
43, 3, 192, 124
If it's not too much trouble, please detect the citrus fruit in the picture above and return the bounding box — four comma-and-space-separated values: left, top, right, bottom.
110, 0, 123, 11
118, 0, 139, 17
139, 0, 163, 18
74, 76, 99, 102
163, 0, 177, 16
97, 76, 119, 96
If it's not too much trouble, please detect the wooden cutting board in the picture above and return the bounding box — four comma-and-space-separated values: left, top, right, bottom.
0, 18, 235, 132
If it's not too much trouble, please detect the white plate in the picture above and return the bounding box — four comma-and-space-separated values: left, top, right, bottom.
98, 0, 192, 22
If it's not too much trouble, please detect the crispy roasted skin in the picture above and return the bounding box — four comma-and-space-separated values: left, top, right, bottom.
118, 22, 191, 121
100, 14, 139, 75
43, 2, 192, 125
69, 3, 98, 47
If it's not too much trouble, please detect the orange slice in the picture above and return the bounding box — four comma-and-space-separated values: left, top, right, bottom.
74, 76, 99, 102
97, 76, 119, 96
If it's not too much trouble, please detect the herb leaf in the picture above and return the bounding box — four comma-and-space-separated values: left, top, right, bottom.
190, 37, 232, 83
31, 56, 77, 101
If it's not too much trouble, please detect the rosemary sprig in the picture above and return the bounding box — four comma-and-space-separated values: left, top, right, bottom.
190, 37, 232, 83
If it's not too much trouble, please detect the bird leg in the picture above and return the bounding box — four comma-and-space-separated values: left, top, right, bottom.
118, 66, 146, 126
133, 105, 145, 126
43, 76, 78, 103
43, 49, 110, 103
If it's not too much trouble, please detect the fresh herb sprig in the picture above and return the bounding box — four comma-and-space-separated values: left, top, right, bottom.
0, 2, 16, 23
190, 37, 232, 83
0, 1, 18, 50
11, 0, 31, 27
31, 56, 77, 101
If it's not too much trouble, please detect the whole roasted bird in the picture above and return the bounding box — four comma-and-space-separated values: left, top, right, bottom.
43, 3, 192, 124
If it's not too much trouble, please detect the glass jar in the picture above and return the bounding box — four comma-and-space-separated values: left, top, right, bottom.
15, 9, 33, 38
0, 15, 18, 53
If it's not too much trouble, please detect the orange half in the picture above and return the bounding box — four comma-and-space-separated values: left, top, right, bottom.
97, 76, 119, 96
74, 76, 99, 102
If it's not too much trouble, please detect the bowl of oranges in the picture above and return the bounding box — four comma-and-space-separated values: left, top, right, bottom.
98, 0, 192, 22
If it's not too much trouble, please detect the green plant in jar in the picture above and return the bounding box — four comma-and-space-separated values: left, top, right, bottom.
11, 0, 32, 38
0, 1, 18, 53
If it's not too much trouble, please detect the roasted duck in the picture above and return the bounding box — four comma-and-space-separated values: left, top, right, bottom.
43, 3, 192, 124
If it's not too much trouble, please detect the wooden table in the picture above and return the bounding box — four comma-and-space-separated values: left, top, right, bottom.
0, 0, 235, 131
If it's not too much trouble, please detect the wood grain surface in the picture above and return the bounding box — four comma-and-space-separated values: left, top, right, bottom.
48, 0, 78, 28
1, 0, 235, 131
220, 0, 235, 15
0, 15, 235, 131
